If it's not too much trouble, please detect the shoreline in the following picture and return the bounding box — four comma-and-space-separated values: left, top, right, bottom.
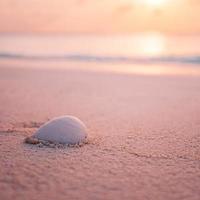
1, 59, 200, 77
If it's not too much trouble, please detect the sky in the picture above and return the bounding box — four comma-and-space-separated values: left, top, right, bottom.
0, 0, 200, 34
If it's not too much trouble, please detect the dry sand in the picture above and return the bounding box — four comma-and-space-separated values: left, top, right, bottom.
0, 62, 200, 200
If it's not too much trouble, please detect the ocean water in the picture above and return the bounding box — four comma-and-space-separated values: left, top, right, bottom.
0, 33, 200, 66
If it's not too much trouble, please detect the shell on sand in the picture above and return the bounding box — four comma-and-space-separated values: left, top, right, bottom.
29, 116, 88, 145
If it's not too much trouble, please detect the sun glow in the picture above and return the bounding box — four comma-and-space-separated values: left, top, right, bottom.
144, 0, 167, 6
136, 33, 166, 57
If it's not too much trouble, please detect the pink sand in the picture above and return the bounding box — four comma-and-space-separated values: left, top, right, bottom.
0, 62, 200, 200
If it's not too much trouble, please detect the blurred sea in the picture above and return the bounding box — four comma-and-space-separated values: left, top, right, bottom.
0, 33, 200, 65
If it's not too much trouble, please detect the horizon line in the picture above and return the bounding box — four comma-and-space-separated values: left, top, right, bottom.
0, 31, 200, 36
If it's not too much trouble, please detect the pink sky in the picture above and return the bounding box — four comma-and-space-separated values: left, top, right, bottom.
0, 0, 200, 34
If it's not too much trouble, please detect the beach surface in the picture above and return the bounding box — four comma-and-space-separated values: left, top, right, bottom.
0, 61, 200, 200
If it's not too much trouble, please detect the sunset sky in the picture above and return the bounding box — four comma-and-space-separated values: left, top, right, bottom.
0, 0, 200, 34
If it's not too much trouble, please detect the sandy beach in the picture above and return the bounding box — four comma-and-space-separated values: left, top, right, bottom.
0, 61, 200, 200
1, 0, 200, 199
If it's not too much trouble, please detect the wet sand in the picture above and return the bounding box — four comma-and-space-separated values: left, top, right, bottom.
0, 63, 200, 200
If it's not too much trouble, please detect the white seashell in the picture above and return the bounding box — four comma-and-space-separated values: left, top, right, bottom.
33, 116, 87, 144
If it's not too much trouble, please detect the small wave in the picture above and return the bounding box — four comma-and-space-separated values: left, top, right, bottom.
0, 52, 200, 65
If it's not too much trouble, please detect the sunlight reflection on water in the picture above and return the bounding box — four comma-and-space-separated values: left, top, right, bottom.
0, 33, 200, 76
